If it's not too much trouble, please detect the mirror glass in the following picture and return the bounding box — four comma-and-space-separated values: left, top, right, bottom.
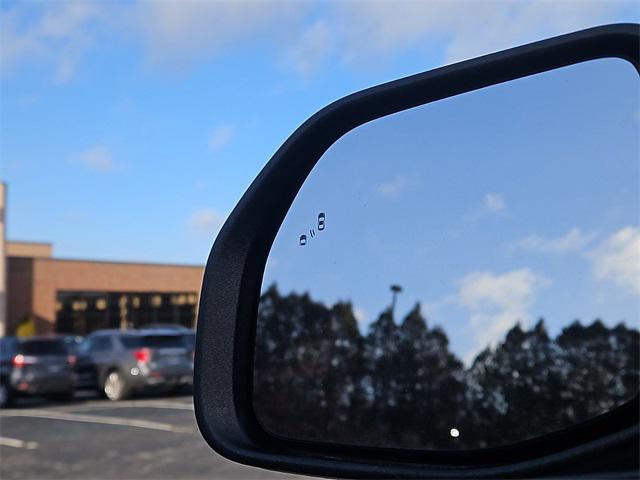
254, 58, 639, 450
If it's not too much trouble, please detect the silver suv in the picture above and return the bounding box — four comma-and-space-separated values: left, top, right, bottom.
0, 336, 76, 407
75, 329, 193, 401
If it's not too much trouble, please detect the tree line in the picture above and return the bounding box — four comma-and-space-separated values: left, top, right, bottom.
254, 285, 639, 450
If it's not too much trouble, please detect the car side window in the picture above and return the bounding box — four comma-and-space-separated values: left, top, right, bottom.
90, 336, 113, 352
0, 339, 14, 359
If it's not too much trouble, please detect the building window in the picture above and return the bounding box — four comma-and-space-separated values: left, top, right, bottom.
55, 291, 198, 334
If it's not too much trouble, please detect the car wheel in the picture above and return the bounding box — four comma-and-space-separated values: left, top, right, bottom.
103, 371, 130, 401
0, 382, 13, 408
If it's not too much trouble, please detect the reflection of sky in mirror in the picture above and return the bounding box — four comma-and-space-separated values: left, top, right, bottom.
263, 59, 639, 362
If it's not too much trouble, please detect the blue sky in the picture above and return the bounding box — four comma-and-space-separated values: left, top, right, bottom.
2, 1, 639, 359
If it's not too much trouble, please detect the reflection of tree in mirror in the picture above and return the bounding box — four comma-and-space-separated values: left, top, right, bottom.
254, 285, 639, 450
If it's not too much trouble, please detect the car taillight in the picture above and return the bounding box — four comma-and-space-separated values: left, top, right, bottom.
12, 354, 38, 367
134, 348, 151, 364
67, 355, 76, 366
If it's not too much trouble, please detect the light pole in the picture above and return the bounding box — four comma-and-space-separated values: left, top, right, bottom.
390, 284, 402, 318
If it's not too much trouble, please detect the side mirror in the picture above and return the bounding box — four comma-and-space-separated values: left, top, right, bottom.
195, 24, 639, 478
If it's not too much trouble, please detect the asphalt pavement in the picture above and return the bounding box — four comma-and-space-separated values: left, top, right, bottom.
0, 392, 309, 480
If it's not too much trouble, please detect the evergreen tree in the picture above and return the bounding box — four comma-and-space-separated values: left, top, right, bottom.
254, 286, 639, 450
556, 320, 640, 424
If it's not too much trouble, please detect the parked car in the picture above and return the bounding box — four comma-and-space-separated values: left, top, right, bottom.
0, 336, 76, 407
75, 328, 193, 401
60, 335, 84, 355
137, 323, 191, 331
135, 324, 195, 358
180, 330, 196, 355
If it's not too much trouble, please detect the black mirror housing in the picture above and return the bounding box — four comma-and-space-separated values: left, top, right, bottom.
194, 24, 639, 479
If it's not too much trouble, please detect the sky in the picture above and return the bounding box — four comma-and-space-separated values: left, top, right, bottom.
2, 1, 639, 360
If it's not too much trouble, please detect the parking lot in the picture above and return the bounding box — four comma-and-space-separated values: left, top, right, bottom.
0, 393, 307, 480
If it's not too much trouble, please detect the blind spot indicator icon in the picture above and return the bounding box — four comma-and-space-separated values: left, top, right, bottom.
318, 213, 325, 230
299, 235, 307, 246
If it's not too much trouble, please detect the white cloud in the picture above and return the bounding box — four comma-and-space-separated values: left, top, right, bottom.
135, 1, 303, 68
516, 228, 598, 254
337, 1, 632, 65
353, 306, 370, 333
353, 307, 367, 324
194, 179, 208, 191
187, 208, 226, 237
74, 146, 118, 172
2, 1, 632, 81
588, 226, 640, 295
286, 20, 333, 76
1, 2, 304, 78
483, 193, 505, 213
15, 95, 39, 107
1, 3, 103, 82
376, 175, 409, 199
209, 125, 234, 151
457, 269, 550, 362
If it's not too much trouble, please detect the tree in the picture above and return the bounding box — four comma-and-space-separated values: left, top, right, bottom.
556, 320, 640, 424
254, 286, 639, 450
254, 285, 363, 442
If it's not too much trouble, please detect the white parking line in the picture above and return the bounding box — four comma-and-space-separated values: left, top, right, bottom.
0, 436, 39, 450
0, 410, 193, 434
66, 400, 194, 412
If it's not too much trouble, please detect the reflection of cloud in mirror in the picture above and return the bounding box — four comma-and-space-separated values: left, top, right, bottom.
514, 228, 598, 255
466, 193, 506, 222
483, 193, 505, 213
456, 269, 550, 363
375, 174, 410, 199
587, 226, 640, 295
353, 307, 367, 326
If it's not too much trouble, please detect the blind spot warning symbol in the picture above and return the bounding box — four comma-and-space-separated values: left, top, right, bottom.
318, 213, 325, 230
299, 235, 307, 246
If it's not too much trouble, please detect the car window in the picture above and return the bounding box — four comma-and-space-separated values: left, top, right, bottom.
77, 339, 90, 354
0, 339, 14, 358
89, 336, 113, 352
20, 339, 67, 355
183, 334, 196, 349
120, 334, 186, 349
120, 335, 143, 349
142, 335, 186, 349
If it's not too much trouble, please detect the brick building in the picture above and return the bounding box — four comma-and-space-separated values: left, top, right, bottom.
1, 182, 205, 336
5, 241, 204, 335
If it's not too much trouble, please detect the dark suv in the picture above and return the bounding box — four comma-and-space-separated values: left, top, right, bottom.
75, 329, 193, 400
0, 336, 76, 407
